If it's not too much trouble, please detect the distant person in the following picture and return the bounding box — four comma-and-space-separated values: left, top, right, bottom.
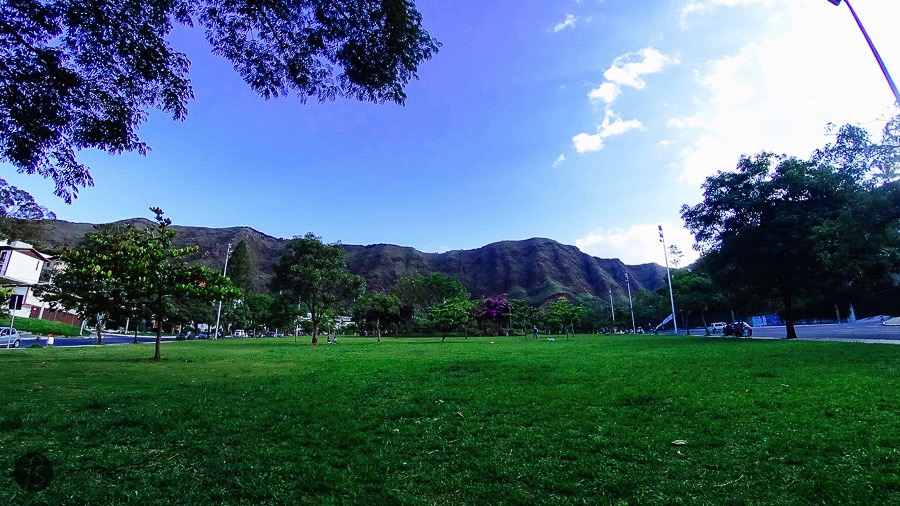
532, 326, 538, 339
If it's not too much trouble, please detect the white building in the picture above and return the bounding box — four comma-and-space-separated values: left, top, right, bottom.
0, 240, 78, 325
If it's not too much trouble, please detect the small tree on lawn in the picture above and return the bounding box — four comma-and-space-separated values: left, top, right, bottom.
354, 292, 402, 342
39, 224, 134, 344
268, 296, 302, 336
544, 299, 585, 340
271, 233, 365, 345
429, 297, 477, 342
244, 293, 274, 336
479, 294, 510, 336
393, 272, 469, 326
41, 208, 238, 358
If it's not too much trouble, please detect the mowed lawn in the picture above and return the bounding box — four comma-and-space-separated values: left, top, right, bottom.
1, 335, 898, 504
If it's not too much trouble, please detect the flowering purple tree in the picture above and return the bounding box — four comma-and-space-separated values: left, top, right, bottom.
480, 294, 510, 336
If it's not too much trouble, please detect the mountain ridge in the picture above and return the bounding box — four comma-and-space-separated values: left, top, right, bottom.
27, 219, 668, 305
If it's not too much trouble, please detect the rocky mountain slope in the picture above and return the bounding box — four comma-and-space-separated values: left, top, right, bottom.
27, 219, 667, 305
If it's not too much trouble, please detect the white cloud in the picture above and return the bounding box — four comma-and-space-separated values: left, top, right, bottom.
573, 109, 644, 153
554, 13, 579, 32
573, 133, 604, 154
604, 48, 673, 90
587, 82, 619, 103
680, 0, 774, 27
669, 2, 899, 185
572, 47, 672, 154
588, 47, 675, 105
601, 113, 644, 137
575, 223, 699, 266
552, 154, 567, 168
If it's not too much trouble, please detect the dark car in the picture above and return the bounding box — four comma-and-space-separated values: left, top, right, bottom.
723, 321, 753, 337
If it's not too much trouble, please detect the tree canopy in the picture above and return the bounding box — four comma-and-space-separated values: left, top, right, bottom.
1, 0, 439, 203
227, 240, 255, 293
353, 291, 402, 341
543, 298, 585, 340
393, 272, 468, 319
0, 178, 55, 240
479, 294, 509, 337
40, 208, 238, 357
429, 297, 477, 342
681, 120, 900, 338
270, 232, 365, 344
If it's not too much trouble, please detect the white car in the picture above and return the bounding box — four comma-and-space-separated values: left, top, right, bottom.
0, 327, 22, 348
709, 322, 727, 334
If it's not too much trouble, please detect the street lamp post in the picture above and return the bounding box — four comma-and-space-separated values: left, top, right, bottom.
212, 242, 232, 340
658, 225, 678, 335
827, 0, 900, 106
608, 288, 615, 323
626, 272, 636, 335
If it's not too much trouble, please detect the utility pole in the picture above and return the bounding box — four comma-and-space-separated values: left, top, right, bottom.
213, 242, 232, 339
609, 289, 615, 323
826, 0, 900, 106
626, 272, 636, 335
659, 225, 678, 335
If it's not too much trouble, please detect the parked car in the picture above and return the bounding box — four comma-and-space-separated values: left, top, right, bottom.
175, 331, 194, 340
708, 322, 727, 334
0, 327, 22, 348
723, 321, 753, 337
233, 329, 246, 338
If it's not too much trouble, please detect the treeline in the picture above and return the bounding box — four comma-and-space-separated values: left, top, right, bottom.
675, 117, 900, 337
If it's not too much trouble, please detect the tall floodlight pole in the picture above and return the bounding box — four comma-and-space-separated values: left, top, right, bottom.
658, 225, 678, 334
609, 289, 615, 322
213, 242, 232, 340
625, 272, 636, 335
827, 0, 900, 106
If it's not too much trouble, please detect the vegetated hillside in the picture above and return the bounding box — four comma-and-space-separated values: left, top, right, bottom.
343, 239, 666, 304
27, 219, 667, 305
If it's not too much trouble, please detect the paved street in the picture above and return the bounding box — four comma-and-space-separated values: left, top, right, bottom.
703, 317, 900, 344
8, 333, 178, 348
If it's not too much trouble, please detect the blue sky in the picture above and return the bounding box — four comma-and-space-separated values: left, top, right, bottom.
5, 0, 899, 265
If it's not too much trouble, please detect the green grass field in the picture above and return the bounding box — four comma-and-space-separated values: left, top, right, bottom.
1, 335, 898, 504
0, 316, 86, 337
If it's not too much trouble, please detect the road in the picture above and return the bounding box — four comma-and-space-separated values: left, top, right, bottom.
10, 333, 178, 348
690, 317, 900, 344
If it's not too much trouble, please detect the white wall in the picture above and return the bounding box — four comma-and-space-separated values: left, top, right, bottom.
3, 252, 43, 285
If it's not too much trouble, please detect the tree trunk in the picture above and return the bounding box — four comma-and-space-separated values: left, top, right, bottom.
95, 316, 104, 345
700, 311, 709, 336
153, 294, 168, 360
376, 320, 382, 343
154, 322, 162, 360
310, 314, 319, 345
783, 291, 798, 339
